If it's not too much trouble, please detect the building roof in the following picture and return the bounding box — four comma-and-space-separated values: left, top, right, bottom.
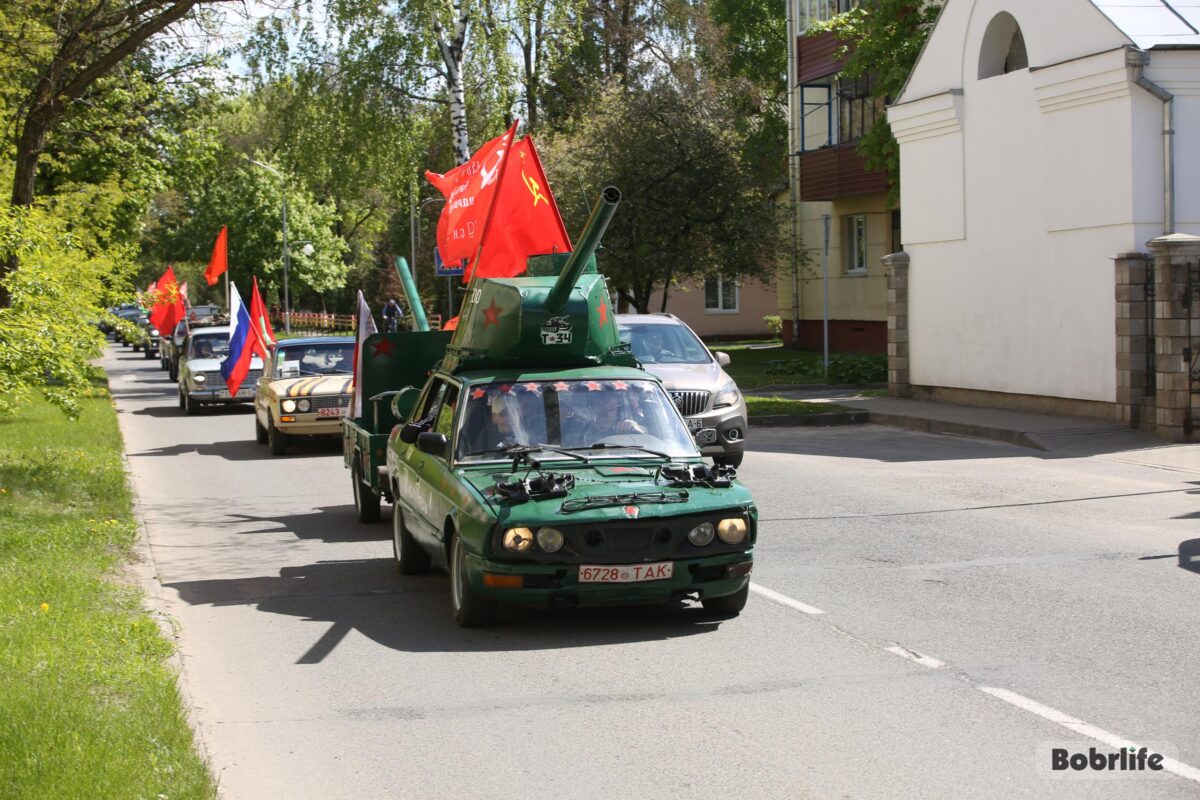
1090, 0, 1200, 49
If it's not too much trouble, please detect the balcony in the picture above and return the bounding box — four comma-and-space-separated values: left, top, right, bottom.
797, 30, 846, 83
799, 142, 888, 201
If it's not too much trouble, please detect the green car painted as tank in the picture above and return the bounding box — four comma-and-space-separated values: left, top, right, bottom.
386, 365, 756, 626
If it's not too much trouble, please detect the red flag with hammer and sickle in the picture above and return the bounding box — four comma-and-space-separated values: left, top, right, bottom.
469, 135, 572, 282
149, 266, 185, 336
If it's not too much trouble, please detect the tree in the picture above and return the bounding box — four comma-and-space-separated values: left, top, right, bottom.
544, 80, 782, 313
813, 0, 945, 203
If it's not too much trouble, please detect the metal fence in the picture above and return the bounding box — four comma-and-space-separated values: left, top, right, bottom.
270, 311, 443, 336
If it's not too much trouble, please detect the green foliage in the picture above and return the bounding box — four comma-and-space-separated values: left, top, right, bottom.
0, 204, 134, 417
0, 392, 215, 799
812, 0, 945, 204
544, 80, 783, 313
762, 314, 783, 336
763, 353, 887, 384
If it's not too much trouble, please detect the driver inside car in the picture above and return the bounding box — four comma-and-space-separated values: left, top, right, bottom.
566, 389, 647, 447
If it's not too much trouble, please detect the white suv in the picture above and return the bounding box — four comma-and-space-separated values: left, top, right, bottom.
617, 313, 747, 467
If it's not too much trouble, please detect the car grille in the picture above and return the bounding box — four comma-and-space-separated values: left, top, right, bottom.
201, 370, 260, 385
669, 390, 710, 416
311, 394, 351, 410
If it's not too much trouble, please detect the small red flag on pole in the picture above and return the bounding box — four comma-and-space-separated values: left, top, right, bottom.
204, 226, 228, 287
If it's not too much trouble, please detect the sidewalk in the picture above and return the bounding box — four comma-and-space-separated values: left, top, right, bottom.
748, 386, 1199, 465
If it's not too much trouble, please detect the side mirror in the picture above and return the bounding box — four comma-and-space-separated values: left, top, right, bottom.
391, 386, 421, 422
714, 351, 731, 367
399, 423, 423, 445
417, 431, 449, 459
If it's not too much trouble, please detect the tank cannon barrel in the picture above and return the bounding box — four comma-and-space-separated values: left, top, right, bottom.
393, 257, 430, 332
545, 186, 621, 314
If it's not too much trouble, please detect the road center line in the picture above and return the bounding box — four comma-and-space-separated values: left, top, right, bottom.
883, 645, 945, 669
979, 687, 1200, 784
748, 582, 825, 615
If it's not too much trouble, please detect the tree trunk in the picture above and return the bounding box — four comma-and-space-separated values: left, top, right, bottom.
437, 1, 472, 165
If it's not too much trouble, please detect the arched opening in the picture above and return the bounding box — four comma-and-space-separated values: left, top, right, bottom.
978, 12, 1029, 79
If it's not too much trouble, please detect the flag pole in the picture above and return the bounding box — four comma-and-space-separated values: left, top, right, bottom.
458, 121, 520, 325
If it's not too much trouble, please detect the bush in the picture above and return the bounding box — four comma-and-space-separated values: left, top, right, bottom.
762, 353, 886, 384
762, 315, 782, 337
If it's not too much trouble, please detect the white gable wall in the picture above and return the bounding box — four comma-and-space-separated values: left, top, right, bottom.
890, 0, 1200, 403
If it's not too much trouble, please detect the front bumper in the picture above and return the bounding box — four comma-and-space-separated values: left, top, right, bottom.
465, 550, 753, 607
276, 414, 344, 436
690, 409, 747, 457
186, 388, 254, 405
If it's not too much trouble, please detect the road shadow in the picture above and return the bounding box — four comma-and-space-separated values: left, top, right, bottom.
223, 504, 388, 543
127, 403, 256, 419
128, 435, 340, 462
1179, 539, 1200, 575
165, 557, 724, 658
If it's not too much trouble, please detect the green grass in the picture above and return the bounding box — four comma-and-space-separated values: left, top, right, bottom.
723, 349, 887, 389
0, 386, 215, 800
745, 396, 849, 416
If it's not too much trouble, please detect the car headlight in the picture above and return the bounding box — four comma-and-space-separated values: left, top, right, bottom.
536, 527, 564, 553
503, 527, 534, 552
193, 373, 206, 384
717, 517, 748, 544
687, 522, 715, 546
713, 380, 740, 409
297, 399, 311, 412
282, 399, 297, 413
150, 328, 159, 336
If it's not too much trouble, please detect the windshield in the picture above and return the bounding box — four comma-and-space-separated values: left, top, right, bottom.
275, 343, 354, 376
620, 323, 711, 365
457, 379, 698, 462
189, 333, 229, 359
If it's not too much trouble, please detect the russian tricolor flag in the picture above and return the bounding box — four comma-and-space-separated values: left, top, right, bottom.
220, 283, 262, 396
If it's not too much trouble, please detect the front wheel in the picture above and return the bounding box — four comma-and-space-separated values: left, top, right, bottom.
268, 415, 288, 455
352, 460, 381, 523
254, 413, 268, 444
182, 391, 200, 416
392, 506, 430, 575
450, 531, 495, 627
701, 582, 749, 616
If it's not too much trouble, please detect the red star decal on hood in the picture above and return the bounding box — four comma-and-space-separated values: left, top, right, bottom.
481, 299, 504, 328
371, 338, 395, 357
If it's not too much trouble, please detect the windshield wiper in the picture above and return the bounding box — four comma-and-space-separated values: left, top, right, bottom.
571, 442, 672, 459
560, 489, 690, 513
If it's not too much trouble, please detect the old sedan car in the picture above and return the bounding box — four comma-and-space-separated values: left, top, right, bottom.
254, 336, 355, 455
617, 313, 747, 467
177, 326, 262, 415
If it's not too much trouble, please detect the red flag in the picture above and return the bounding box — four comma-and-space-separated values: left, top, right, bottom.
248, 277, 276, 362
204, 226, 228, 286
425, 123, 518, 277
149, 266, 184, 336
442, 316, 459, 331
470, 135, 571, 282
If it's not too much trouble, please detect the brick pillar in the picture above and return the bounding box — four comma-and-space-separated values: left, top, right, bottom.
882, 251, 911, 398
1114, 252, 1153, 428
1147, 233, 1200, 442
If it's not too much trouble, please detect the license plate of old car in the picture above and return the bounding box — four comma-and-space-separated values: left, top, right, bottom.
578, 562, 674, 583
317, 407, 342, 418
686, 418, 703, 432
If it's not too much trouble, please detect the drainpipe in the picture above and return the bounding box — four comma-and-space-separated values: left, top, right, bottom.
1128, 47, 1175, 234
786, 0, 802, 346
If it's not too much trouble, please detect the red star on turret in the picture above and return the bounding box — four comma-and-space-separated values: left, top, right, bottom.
371, 338, 395, 357
597, 299, 609, 325
481, 299, 504, 328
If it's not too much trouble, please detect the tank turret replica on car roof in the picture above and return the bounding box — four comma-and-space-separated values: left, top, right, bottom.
351, 187, 757, 627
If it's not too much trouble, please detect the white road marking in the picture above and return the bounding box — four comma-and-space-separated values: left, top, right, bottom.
980, 687, 1200, 784
748, 582, 825, 615
883, 645, 945, 669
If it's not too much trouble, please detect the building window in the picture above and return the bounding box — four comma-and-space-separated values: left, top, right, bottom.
800, 78, 834, 152
845, 215, 867, 274
704, 277, 739, 313
798, 0, 858, 31
837, 74, 883, 144
797, 73, 884, 153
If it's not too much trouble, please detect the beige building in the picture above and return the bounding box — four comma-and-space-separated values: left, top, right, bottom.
644, 277, 779, 340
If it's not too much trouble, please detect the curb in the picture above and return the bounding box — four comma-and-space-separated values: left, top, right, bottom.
861, 411, 1044, 450
748, 382, 888, 393
750, 410, 869, 427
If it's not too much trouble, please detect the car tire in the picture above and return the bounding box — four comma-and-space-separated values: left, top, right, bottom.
144, 348, 155, 359
450, 530, 495, 628
392, 506, 431, 575
183, 391, 200, 416
268, 415, 288, 455
254, 414, 268, 444
169, 363, 177, 382
701, 582, 749, 616
714, 453, 743, 469
352, 459, 381, 523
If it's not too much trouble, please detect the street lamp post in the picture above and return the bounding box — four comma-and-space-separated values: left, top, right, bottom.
410, 193, 447, 317
244, 158, 294, 332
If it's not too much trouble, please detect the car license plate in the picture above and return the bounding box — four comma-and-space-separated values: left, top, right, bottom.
578, 562, 673, 583
317, 407, 342, 418
686, 417, 703, 432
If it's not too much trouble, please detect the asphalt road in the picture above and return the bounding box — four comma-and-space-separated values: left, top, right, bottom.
106, 345, 1200, 799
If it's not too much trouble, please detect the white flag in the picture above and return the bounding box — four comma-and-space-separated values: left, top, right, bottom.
349, 290, 379, 419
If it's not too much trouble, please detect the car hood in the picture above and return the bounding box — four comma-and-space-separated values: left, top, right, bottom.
458, 461, 754, 521
637, 360, 728, 392
269, 374, 354, 397
186, 357, 262, 372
